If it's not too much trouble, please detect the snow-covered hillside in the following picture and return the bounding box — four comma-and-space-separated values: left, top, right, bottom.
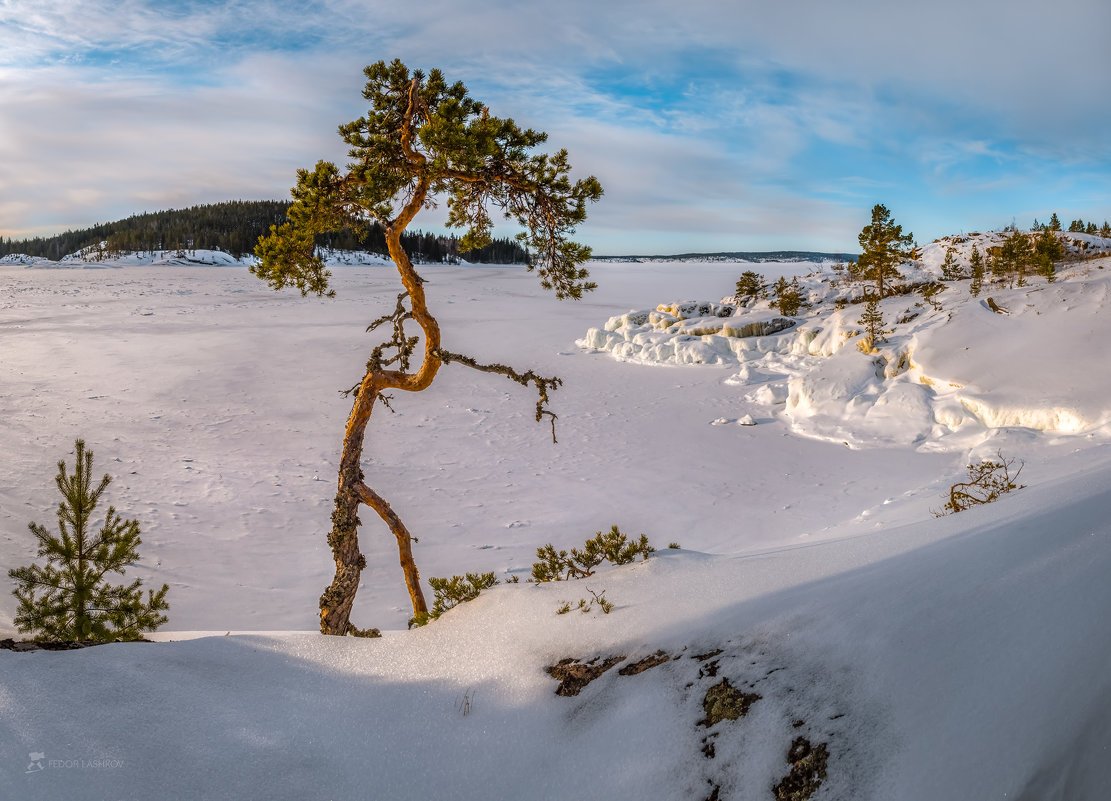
3, 247, 1111, 800
581, 232, 1111, 450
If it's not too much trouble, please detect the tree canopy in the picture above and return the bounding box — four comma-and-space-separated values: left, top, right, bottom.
254, 59, 602, 300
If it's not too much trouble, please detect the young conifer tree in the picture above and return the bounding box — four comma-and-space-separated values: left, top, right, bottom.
734, 270, 764, 303
9, 440, 169, 642
1034, 227, 1063, 282
1001, 229, 1032, 287
969, 245, 984, 297
253, 60, 603, 635
857, 295, 886, 349
772, 276, 802, 316
1048, 213, 1062, 231
940, 245, 963, 281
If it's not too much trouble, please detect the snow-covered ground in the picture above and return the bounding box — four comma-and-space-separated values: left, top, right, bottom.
3, 247, 1111, 799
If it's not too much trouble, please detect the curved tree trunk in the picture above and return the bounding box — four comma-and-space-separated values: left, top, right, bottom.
318, 86, 444, 634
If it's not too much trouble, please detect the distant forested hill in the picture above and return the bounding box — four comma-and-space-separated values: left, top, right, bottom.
0, 200, 528, 263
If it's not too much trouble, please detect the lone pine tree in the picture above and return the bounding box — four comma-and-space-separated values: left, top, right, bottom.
969, 245, 984, 297
253, 60, 603, 635
856, 204, 916, 298
9, 440, 169, 642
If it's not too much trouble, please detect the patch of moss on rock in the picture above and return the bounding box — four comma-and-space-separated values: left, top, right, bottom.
772, 737, 829, 801
699, 677, 761, 727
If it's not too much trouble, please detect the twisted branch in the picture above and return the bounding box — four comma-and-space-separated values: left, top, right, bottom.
436, 348, 562, 443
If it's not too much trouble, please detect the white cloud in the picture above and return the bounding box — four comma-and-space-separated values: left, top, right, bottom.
0, 0, 1107, 247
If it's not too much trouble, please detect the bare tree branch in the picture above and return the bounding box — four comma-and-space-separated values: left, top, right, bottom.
436, 348, 562, 443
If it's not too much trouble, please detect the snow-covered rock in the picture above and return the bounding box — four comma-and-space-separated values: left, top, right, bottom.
580, 245, 1111, 451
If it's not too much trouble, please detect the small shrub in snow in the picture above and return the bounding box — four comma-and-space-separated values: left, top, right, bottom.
410, 571, 498, 627
937, 452, 1025, 516
772, 276, 805, 316
668, 542, 682, 549
558, 587, 614, 615
9, 440, 169, 643
920, 281, 944, 311
856, 296, 886, 350
531, 525, 654, 582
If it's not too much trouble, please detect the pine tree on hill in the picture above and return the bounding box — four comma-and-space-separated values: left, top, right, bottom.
988, 250, 1004, 283
856, 204, 917, 298
772, 276, 803, 316
940, 245, 963, 281
1034, 228, 1063, 282
9, 440, 169, 643
1000, 229, 1033, 287
734, 270, 765, 303
1069, 219, 1085, 233
1049, 213, 1062, 231
1100, 221, 1111, 238
969, 245, 984, 297
1085, 221, 1098, 235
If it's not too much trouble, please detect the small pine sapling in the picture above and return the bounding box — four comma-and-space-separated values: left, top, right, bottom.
9, 440, 169, 643
920, 282, 944, 311
857, 295, 886, 351
940, 246, 963, 281
937, 452, 1025, 516
410, 571, 499, 627
969, 245, 984, 297
557, 587, 614, 616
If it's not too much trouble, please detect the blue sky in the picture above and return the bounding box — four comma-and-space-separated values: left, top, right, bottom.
1, 0, 1109, 254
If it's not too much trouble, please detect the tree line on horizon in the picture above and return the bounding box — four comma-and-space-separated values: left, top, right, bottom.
0, 200, 529, 264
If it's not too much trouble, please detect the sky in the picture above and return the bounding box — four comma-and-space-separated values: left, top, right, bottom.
1, 0, 1109, 255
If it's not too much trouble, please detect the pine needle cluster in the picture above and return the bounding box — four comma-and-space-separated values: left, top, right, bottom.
410, 572, 499, 628
531, 525, 654, 583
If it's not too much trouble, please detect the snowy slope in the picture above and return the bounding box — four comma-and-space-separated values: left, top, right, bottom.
4, 251, 1111, 799
3, 444, 1111, 800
